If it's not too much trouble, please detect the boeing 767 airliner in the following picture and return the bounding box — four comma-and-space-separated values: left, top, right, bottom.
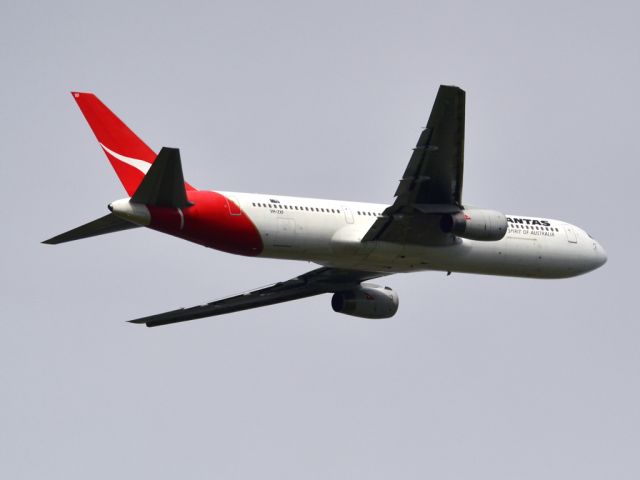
44, 86, 607, 327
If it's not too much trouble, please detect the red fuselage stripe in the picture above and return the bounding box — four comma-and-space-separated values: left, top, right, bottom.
148, 191, 263, 256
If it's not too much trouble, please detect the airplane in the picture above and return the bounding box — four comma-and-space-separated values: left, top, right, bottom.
43, 86, 607, 327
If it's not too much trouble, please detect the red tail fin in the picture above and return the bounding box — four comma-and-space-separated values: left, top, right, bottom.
72, 92, 194, 195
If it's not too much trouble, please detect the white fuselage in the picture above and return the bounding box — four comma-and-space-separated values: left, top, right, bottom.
221, 192, 607, 279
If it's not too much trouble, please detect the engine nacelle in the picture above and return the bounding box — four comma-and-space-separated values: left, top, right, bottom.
440, 209, 508, 241
331, 284, 399, 319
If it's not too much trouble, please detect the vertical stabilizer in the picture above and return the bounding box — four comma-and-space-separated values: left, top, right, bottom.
72, 93, 196, 195
72, 92, 157, 195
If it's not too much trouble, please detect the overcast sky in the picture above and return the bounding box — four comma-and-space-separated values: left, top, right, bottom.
1, 1, 639, 478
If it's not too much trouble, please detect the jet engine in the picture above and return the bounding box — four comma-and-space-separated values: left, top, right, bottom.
331, 284, 399, 319
440, 209, 508, 241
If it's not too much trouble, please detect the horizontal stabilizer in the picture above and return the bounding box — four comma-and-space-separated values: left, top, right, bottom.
131, 147, 193, 208
42, 213, 140, 245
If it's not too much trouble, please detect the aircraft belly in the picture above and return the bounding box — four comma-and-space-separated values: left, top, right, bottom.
317, 235, 580, 278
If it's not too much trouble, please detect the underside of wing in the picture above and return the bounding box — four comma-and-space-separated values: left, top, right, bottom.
363, 85, 465, 245
130, 268, 386, 327
395, 85, 465, 207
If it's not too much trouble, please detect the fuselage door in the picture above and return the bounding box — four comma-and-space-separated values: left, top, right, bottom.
564, 226, 578, 243
342, 206, 354, 224
275, 218, 296, 247
226, 196, 242, 216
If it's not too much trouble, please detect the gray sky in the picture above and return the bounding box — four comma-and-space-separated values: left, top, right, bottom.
1, 1, 638, 478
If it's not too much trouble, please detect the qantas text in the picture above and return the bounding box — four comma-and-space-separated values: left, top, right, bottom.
506, 217, 551, 227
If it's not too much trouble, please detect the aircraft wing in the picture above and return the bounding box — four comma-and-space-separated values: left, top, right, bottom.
130, 267, 386, 327
362, 85, 465, 245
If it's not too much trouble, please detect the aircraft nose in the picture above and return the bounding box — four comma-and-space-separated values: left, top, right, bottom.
594, 241, 607, 269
